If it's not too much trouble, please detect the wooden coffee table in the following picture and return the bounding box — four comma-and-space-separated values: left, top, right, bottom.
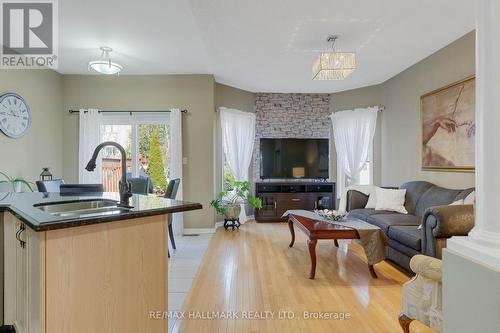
288, 214, 378, 279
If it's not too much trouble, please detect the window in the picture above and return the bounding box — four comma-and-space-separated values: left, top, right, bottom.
137, 124, 170, 192
358, 161, 371, 185
218, 107, 256, 193
223, 154, 235, 191
358, 139, 373, 186
99, 114, 170, 194
336, 140, 373, 198
100, 124, 133, 192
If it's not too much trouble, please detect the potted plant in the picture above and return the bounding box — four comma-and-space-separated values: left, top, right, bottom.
0, 172, 34, 192
210, 180, 262, 219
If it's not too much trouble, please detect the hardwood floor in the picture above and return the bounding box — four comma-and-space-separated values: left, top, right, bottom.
176, 220, 412, 333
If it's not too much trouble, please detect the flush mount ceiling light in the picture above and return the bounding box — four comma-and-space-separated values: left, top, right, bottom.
312, 35, 356, 80
88, 46, 123, 75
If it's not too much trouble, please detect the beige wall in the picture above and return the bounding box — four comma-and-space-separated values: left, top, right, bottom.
215, 83, 255, 112
381, 31, 475, 188
62, 75, 216, 229
0, 70, 63, 184
330, 85, 384, 185
330, 31, 475, 189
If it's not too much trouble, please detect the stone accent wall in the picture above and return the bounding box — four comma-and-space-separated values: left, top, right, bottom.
253, 93, 331, 181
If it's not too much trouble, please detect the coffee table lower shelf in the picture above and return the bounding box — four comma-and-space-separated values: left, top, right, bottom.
288, 214, 378, 280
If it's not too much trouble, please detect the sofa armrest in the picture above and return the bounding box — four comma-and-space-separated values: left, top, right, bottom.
423, 205, 474, 238
421, 204, 474, 258
346, 190, 369, 211
410, 255, 442, 282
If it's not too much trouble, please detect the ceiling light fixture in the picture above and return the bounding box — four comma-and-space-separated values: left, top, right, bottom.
312, 35, 355, 80
88, 46, 123, 75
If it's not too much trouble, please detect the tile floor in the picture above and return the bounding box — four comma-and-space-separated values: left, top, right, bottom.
168, 232, 213, 333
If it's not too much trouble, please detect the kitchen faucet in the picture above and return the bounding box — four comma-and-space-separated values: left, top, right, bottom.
85, 141, 132, 207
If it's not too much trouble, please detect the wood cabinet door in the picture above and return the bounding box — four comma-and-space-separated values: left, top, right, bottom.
3, 213, 43, 333
3, 214, 28, 333
311, 193, 334, 210
15, 218, 29, 333
256, 194, 277, 218
3, 214, 17, 325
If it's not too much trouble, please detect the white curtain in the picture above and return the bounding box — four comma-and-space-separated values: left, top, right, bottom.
331, 107, 378, 184
79, 109, 102, 184
220, 107, 256, 223
169, 108, 183, 236
220, 107, 256, 181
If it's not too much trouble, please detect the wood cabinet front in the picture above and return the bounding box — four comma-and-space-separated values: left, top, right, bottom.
3, 213, 168, 333
255, 182, 336, 222
276, 194, 314, 217
257, 194, 277, 217
3, 213, 43, 333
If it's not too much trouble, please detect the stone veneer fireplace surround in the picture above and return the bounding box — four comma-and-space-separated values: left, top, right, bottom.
253, 93, 332, 182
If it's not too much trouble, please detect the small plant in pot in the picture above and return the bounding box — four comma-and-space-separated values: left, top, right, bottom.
210, 180, 262, 220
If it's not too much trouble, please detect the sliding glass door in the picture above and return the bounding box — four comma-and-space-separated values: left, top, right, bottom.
99, 114, 170, 194
137, 124, 170, 193
100, 124, 133, 192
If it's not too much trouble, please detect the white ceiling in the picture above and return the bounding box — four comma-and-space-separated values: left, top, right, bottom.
58, 0, 476, 93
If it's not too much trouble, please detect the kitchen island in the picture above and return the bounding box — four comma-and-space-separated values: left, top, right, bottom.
0, 192, 202, 333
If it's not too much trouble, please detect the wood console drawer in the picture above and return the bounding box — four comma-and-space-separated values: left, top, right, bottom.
276, 194, 314, 216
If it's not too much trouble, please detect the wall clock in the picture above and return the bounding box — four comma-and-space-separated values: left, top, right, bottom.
0, 93, 31, 138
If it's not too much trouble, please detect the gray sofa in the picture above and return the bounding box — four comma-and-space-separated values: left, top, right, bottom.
346, 181, 475, 271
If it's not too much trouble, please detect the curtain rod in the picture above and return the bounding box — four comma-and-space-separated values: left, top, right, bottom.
68, 109, 188, 114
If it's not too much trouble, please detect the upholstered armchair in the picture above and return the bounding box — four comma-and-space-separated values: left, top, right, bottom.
399, 255, 442, 333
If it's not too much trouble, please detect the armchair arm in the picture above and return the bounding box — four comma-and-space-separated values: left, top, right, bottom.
410, 255, 442, 282
346, 190, 369, 211
421, 204, 474, 258
401, 255, 443, 332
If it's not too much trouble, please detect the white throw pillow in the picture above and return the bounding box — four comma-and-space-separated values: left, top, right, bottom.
375, 188, 408, 214
365, 186, 380, 209
464, 191, 475, 205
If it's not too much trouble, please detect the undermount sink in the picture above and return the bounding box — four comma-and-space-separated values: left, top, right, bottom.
35, 199, 131, 218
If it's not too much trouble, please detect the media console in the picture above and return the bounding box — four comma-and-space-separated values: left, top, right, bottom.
255, 181, 336, 222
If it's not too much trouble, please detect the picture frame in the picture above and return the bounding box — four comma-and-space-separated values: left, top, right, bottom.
420, 76, 475, 172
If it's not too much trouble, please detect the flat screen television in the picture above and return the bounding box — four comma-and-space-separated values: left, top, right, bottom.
260, 138, 329, 179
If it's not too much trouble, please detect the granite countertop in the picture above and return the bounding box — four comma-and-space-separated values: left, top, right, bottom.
0, 192, 203, 232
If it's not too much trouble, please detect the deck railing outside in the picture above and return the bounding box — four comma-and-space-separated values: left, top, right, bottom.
102, 158, 132, 192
